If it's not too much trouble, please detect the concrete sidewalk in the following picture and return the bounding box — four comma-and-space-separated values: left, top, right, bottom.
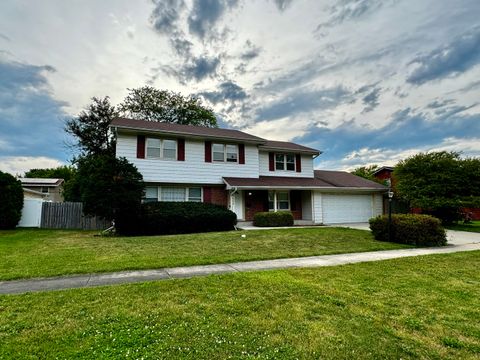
1, 243, 479, 295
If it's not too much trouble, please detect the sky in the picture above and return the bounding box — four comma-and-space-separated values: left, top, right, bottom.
1, 0, 479, 175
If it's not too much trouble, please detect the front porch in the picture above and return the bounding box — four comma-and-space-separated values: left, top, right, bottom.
229, 189, 313, 222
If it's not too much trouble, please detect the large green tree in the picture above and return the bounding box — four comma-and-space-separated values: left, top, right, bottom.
118, 86, 217, 127
0, 171, 24, 229
394, 151, 480, 223
351, 165, 380, 182
74, 154, 144, 220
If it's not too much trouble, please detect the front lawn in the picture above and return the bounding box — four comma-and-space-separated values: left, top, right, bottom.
0, 251, 478, 359
446, 220, 480, 233
0, 227, 410, 280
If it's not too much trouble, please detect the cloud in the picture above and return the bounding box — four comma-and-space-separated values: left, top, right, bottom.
162, 55, 221, 83
407, 26, 480, 85
150, 0, 186, 34
0, 156, 64, 176
273, 0, 294, 11
316, 0, 397, 30
0, 57, 70, 163
361, 86, 381, 112
0, 33, 10, 41
188, 0, 239, 39
241, 40, 261, 61
198, 80, 247, 104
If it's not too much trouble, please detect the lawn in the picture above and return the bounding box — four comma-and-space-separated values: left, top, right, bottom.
0, 251, 479, 359
0, 227, 410, 280
446, 220, 480, 233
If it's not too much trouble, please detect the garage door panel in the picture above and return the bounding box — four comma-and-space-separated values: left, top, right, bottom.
322, 194, 372, 224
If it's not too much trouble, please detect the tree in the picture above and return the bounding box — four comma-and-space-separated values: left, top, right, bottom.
74, 154, 144, 220
0, 171, 24, 229
118, 86, 217, 127
65, 96, 118, 157
351, 165, 380, 182
394, 151, 480, 223
24, 165, 78, 202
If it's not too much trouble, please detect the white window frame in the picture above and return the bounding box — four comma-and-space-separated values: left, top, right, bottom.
268, 190, 290, 212
275, 153, 295, 172
212, 143, 238, 163
146, 137, 177, 160
143, 186, 203, 203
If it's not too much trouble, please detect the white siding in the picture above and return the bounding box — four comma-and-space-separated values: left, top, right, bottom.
117, 134, 259, 184
258, 151, 314, 178
313, 191, 323, 224
301, 190, 312, 221
372, 193, 383, 217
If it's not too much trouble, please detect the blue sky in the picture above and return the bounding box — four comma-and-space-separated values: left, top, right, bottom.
1, 0, 479, 174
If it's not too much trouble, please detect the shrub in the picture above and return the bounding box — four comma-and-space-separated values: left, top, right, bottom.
369, 214, 447, 246
0, 171, 24, 229
116, 201, 237, 236
253, 211, 294, 227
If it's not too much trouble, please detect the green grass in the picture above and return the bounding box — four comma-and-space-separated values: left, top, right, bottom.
446, 221, 480, 233
0, 251, 479, 359
0, 228, 410, 280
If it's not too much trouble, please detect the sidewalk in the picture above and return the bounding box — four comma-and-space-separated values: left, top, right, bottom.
1, 243, 479, 295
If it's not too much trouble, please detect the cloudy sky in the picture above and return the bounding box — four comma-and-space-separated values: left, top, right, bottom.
1, 0, 479, 175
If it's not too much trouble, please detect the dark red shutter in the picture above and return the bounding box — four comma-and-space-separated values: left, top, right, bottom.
239, 144, 245, 164
269, 152, 275, 171
203, 187, 212, 203
177, 138, 185, 161
205, 141, 212, 162
295, 154, 302, 173
137, 135, 145, 159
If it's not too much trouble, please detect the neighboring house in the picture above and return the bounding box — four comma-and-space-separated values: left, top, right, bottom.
20, 178, 65, 202
373, 166, 394, 183
111, 118, 386, 224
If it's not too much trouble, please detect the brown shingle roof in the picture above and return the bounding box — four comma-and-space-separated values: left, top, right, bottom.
111, 117, 266, 143
224, 174, 386, 189
314, 170, 386, 189
259, 140, 320, 155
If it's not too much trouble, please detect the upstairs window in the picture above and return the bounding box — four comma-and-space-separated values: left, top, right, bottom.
275, 153, 295, 171
146, 138, 177, 160
212, 143, 238, 163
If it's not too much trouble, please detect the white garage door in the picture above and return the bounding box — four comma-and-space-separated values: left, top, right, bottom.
322, 194, 373, 224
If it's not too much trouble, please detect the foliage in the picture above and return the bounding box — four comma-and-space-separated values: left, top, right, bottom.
394, 151, 480, 224
0, 171, 24, 229
369, 214, 447, 246
1, 252, 479, 359
116, 202, 236, 236
351, 165, 388, 185
65, 96, 118, 157
253, 211, 294, 227
0, 228, 408, 280
24, 165, 78, 201
118, 86, 217, 127
74, 154, 144, 220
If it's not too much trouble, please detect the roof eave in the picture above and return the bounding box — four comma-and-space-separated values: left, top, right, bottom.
258, 146, 321, 156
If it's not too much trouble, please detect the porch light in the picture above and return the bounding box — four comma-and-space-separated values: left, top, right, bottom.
388, 190, 394, 199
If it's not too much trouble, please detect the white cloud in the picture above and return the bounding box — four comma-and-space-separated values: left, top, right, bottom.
0, 156, 64, 176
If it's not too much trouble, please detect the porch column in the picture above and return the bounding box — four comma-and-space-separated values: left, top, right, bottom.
273, 190, 277, 212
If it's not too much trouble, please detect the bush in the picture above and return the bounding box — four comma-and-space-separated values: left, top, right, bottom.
369, 214, 447, 247
253, 211, 294, 227
116, 201, 237, 236
0, 171, 24, 229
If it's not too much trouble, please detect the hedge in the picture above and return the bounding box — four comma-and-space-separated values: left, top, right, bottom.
253, 211, 294, 227
0, 171, 24, 229
369, 214, 447, 247
116, 201, 237, 236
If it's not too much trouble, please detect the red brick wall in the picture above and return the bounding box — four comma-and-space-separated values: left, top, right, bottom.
374, 170, 393, 181
203, 186, 228, 207
245, 190, 268, 221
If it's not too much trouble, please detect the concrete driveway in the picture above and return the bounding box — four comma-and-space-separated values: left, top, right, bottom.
333, 223, 480, 245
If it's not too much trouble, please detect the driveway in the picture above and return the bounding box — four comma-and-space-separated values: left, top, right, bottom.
333, 223, 480, 245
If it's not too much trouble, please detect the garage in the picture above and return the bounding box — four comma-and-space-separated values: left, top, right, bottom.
322, 193, 377, 224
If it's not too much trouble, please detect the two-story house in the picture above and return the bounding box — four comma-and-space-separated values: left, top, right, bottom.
111, 118, 386, 224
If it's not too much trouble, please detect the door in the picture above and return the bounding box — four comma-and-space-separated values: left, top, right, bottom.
322, 194, 373, 224
231, 191, 244, 220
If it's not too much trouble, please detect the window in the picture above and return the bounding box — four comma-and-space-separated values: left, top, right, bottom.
163, 140, 177, 160
145, 187, 158, 203
146, 138, 177, 160
41, 187, 49, 193
161, 187, 186, 202
212, 143, 238, 163
275, 153, 295, 171
188, 187, 202, 202
268, 191, 290, 211
146, 138, 161, 158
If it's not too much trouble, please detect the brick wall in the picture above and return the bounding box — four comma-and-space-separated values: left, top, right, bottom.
245, 190, 268, 221
210, 186, 228, 207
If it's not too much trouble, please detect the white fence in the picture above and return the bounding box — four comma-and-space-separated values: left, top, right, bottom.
18, 198, 43, 227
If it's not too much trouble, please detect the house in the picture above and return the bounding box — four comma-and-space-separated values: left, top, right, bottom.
373, 166, 394, 183
19, 178, 65, 202
110, 118, 386, 224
